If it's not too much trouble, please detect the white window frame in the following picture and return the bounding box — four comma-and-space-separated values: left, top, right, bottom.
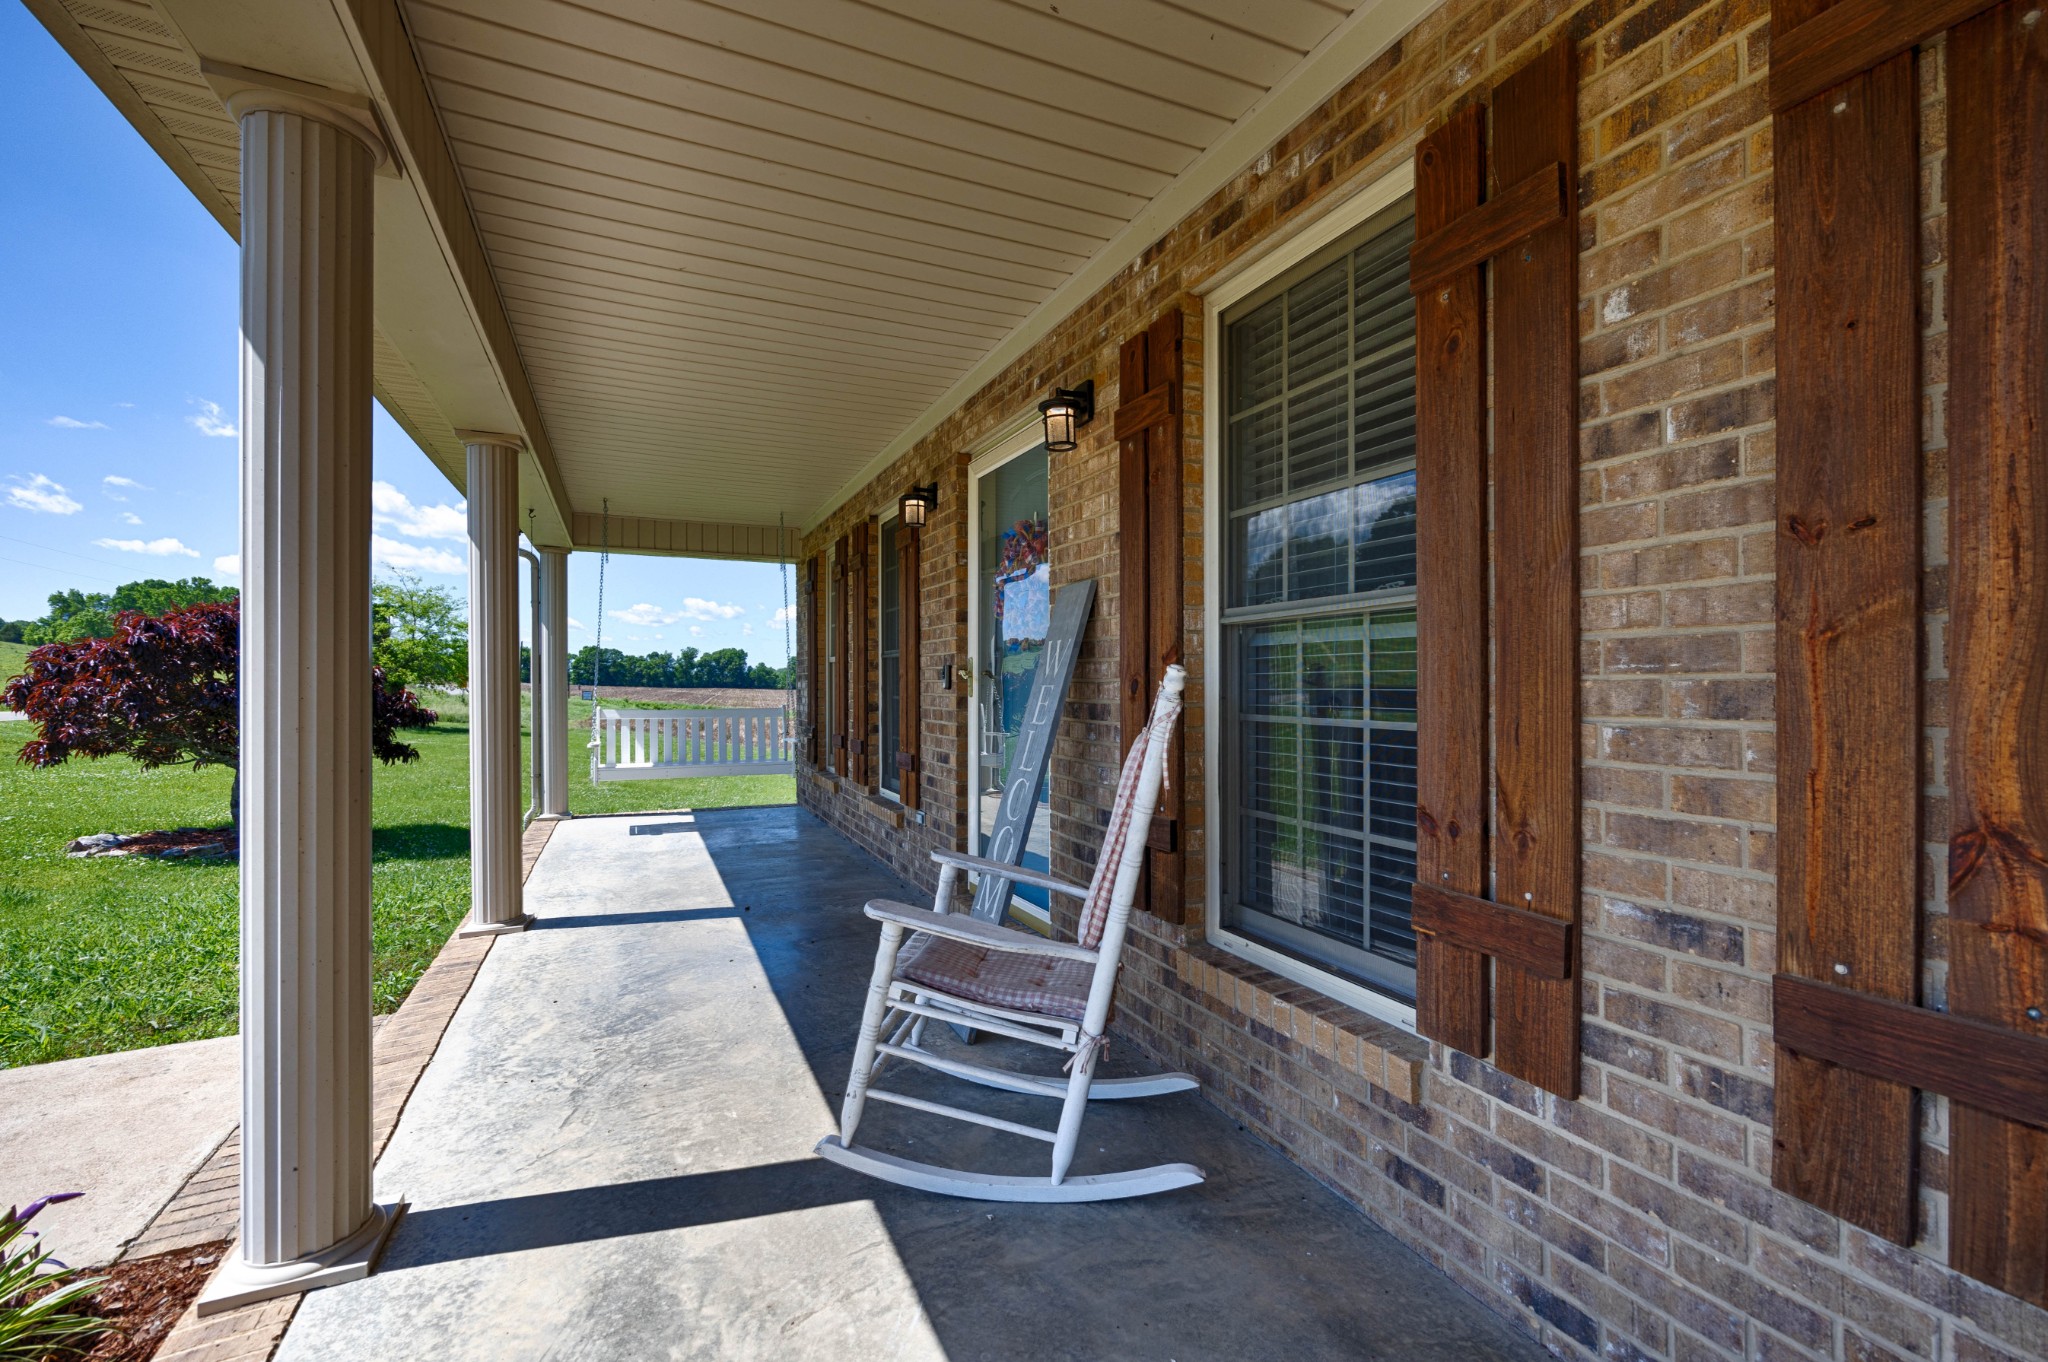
1200, 156, 1421, 1034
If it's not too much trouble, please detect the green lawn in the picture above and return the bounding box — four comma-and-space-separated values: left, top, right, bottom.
0, 702, 792, 1068
0, 641, 29, 680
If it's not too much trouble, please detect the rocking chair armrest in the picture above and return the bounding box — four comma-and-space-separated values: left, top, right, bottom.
928, 849, 1091, 902
864, 899, 1100, 964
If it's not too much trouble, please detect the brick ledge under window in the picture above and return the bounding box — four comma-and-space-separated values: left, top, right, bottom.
1174, 944, 1427, 1105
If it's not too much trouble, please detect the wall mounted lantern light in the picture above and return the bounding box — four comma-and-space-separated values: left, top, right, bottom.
899, 482, 939, 529
1037, 379, 1095, 453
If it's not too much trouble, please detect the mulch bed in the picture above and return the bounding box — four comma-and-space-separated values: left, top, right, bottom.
65, 828, 237, 860
76, 1240, 231, 1362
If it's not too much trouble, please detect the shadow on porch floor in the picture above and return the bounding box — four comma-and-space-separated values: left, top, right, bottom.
273, 806, 1545, 1362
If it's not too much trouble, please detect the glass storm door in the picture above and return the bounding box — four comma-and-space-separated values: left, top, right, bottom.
972, 442, 1052, 918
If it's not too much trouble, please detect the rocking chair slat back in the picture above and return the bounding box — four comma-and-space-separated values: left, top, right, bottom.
819, 665, 1203, 1202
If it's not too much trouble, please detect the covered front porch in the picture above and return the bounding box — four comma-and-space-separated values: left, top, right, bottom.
236, 805, 1534, 1360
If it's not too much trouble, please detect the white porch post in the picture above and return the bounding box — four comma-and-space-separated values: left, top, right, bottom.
537, 547, 570, 818
200, 95, 397, 1315
461, 434, 529, 934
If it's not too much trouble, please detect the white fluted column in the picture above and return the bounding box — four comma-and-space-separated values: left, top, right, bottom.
462, 434, 528, 934
201, 96, 395, 1316
537, 547, 570, 818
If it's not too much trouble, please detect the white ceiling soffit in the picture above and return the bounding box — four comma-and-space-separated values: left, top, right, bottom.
401, 0, 1434, 532
22, 0, 576, 546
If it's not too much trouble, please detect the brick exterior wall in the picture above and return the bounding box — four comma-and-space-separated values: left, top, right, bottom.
797, 3, 2048, 1359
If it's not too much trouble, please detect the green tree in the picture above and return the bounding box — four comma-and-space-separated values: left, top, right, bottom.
23, 577, 236, 644
371, 574, 467, 688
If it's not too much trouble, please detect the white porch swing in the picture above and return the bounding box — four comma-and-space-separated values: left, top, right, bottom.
816, 665, 1204, 1201
585, 501, 796, 783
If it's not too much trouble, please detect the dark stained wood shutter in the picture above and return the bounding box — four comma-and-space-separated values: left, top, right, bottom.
1944, 0, 2048, 1302
1408, 40, 1581, 1100
1761, 0, 2048, 1302
848, 522, 872, 787
897, 516, 923, 812
1115, 309, 1185, 922
804, 556, 821, 765
832, 535, 849, 777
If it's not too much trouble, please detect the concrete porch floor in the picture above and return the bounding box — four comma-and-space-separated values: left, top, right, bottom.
275, 807, 1546, 1362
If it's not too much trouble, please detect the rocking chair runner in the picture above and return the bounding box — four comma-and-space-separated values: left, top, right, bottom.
815, 665, 1203, 1202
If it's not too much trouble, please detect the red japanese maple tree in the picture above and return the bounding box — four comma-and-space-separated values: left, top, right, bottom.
2, 598, 438, 823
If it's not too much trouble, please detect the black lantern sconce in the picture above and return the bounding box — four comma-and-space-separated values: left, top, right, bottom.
1037, 379, 1094, 453
899, 482, 939, 529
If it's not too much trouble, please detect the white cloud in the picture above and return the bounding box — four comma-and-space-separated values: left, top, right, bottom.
214, 554, 241, 576
371, 481, 467, 541
372, 534, 465, 575
95, 536, 200, 558
771, 605, 796, 627
119, 511, 143, 525
610, 597, 745, 627
48, 415, 108, 429
6, 474, 83, 515
568, 617, 587, 631
188, 399, 237, 438
610, 603, 671, 627
689, 626, 704, 637
741, 623, 754, 636
102, 475, 146, 500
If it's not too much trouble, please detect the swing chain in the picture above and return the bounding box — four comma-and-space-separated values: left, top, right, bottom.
587, 499, 610, 764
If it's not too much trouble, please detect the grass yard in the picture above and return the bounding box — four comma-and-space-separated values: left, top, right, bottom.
0, 698, 793, 1068
0, 640, 29, 679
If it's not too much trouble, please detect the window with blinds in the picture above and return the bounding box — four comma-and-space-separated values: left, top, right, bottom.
1221, 201, 1422, 998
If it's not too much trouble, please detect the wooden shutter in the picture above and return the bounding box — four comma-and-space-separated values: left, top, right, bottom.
897, 518, 923, 811
804, 556, 821, 765
1761, 0, 2048, 1302
832, 535, 848, 776
1947, 0, 2048, 1301
1408, 40, 1581, 1100
847, 523, 871, 787
1115, 309, 1185, 922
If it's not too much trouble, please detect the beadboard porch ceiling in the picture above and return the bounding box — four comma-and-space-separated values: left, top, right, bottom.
29, 0, 1432, 552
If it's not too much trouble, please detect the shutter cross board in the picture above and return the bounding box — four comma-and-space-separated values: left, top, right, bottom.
897, 519, 923, 812
1947, 0, 2048, 1304
1412, 883, 1573, 982
1409, 41, 1581, 1100
1770, 0, 1925, 1249
1770, 0, 2005, 112
1773, 977, 2048, 1131
1117, 309, 1187, 922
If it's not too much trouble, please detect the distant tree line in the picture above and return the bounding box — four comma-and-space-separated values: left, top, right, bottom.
3, 574, 790, 694
520, 644, 789, 690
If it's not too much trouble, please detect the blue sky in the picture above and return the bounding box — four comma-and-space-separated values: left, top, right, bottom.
0, 6, 791, 664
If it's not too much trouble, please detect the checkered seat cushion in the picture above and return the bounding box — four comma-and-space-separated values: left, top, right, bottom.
895, 931, 1093, 1021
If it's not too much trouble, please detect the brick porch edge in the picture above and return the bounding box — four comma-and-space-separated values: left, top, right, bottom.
135, 816, 559, 1362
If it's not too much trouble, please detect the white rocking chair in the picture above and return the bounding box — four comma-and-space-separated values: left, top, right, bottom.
815, 665, 1202, 1202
